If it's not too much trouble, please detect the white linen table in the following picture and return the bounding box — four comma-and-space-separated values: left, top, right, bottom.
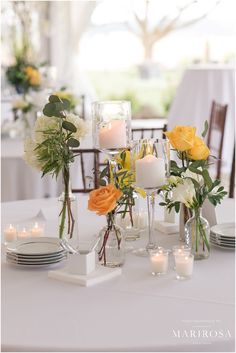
168, 66, 235, 174
1, 195, 235, 352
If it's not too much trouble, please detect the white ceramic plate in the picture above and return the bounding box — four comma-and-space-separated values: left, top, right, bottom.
6, 237, 64, 256
210, 223, 235, 238
210, 232, 235, 242
6, 254, 67, 266
210, 236, 235, 246
6, 250, 67, 260
6, 252, 67, 263
210, 238, 235, 249
6, 257, 66, 268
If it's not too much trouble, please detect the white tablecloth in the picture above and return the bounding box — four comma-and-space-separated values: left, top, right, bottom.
168, 66, 235, 173
1, 196, 235, 352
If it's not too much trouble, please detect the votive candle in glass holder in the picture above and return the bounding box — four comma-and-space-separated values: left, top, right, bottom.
172, 245, 191, 269
149, 248, 168, 276
17, 227, 31, 240
30, 222, 44, 237
175, 254, 194, 280
4, 224, 17, 244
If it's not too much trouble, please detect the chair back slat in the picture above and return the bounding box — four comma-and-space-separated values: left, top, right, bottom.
131, 125, 167, 140
207, 101, 228, 179
229, 145, 235, 198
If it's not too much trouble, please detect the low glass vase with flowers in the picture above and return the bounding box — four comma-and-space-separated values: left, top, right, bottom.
160, 122, 227, 260
24, 94, 88, 245
88, 184, 125, 267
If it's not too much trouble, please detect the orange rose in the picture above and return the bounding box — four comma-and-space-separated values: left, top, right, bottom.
88, 184, 123, 216
187, 136, 210, 160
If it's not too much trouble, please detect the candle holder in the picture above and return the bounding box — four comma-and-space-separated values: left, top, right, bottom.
172, 245, 191, 269
149, 248, 169, 276
92, 100, 131, 181
175, 253, 194, 280
92, 100, 131, 156
131, 139, 170, 256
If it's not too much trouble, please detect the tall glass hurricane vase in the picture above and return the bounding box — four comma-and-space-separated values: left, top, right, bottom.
131, 139, 170, 256
92, 101, 131, 179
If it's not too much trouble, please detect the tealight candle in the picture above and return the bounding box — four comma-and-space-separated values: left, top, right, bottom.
172, 245, 191, 269
150, 249, 168, 276
99, 120, 126, 149
135, 154, 166, 188
4, 224, 17, 243
30, 222, 44, 236
175, 254, 194, 280
17, 227, 30, 239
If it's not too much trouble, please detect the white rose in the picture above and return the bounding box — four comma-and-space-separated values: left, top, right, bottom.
172, 178, 196, 208
183, 168, 203, 184
23, 138, 44, 171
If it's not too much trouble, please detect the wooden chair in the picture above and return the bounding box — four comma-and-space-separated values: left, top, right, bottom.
78, 94, 86, 120
229, 144, 235, 198
207, 101, 228, 179
131, 124, 167, 140
71, 148, 101, 193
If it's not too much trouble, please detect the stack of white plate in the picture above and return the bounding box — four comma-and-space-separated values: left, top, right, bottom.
210, 223, 235, 250
6, 237, 67, 268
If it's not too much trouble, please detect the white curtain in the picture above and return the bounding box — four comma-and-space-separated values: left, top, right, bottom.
49, 1, 97, 113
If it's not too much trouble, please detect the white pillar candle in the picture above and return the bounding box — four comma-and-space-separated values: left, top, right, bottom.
164, 208, 175, 223
4, 224, 17, 243
17, 227, 30, 239
175, 254, 194, 278
150, 251, 168, 275
30, 222, 44, 236
135, 155, 166, 188
99, 120, 127, 149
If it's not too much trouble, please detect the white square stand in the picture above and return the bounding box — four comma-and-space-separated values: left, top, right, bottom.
67, 251, 96, 276
155, 220, 179, 234
48, 266, 122, 287
155, 209, 178, 234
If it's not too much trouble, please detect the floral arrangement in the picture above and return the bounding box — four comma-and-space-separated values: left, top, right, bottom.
24, 95, 88, 239
6, 58, 41, 94
88, 184, 123, 265
160, 123, 227, 258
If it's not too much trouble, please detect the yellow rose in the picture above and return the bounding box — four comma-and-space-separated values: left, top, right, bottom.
88, 184, 123, 216
187, 136, 210, 160
25, 66, 41, 86
165, 126, 196, 151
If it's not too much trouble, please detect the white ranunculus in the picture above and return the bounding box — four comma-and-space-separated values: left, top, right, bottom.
23, 138, 44, 171
172, 178, 196, 208
183, 168, 203, 184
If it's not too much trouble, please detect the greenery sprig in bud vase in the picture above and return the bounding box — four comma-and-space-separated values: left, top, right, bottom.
160, 122, 227, 260
24, 95, 88, 241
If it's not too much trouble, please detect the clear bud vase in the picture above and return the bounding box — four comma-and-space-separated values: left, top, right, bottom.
98, 213, 125, 267
58, 168, 79, 248
184, 208, 210, 260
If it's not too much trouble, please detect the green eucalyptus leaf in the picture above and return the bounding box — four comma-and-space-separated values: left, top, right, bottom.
100, 167, 108, 179
67, 138, 80, 148
43, 103, 56, 117
99, 179, 106, 186
62, 121, 77, 132
49, 95, 62, 103
201, 120, 209, 138
188, 165, 203, 175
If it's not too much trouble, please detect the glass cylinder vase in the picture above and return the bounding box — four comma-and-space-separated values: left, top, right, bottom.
58, 169, 79, 248
184, 208, 210, 260
98, 214, 125, 267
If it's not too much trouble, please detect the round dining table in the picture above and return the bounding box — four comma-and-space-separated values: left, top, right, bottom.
1, 195, 235, 352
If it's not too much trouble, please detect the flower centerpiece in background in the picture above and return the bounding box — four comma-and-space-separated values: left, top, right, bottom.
6, 58, 42, 94
24, 95, 88, 241
88, 184, 125, 267
161, 123, 227, 259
